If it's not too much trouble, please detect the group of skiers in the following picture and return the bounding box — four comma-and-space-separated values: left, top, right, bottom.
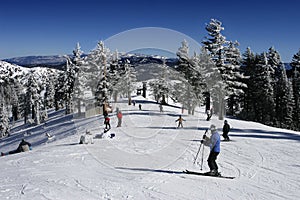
2, 99, 231, 177
103, 109, 123, 130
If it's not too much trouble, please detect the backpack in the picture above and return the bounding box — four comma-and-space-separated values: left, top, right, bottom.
21, 145, 30, 152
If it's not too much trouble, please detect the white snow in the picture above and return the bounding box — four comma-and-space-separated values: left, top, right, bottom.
1, 96, 300, 200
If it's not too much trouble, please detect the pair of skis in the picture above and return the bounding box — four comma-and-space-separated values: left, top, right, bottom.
183, 170, 235, 179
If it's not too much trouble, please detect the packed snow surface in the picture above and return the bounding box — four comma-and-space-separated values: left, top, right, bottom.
1, 96, 300, 200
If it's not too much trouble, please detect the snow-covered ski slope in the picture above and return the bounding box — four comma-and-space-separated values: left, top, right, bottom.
0, 96, 300, 200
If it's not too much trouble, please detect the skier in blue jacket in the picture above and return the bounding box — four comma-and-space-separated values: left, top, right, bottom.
202, 124, 221, 176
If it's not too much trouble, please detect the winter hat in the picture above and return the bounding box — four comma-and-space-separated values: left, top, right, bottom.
210, 124, 217, 131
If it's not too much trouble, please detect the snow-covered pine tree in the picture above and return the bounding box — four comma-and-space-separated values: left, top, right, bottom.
107, 50, 124, 103
267, 46, 282, 80
149, 58, 173, 104
202, 19, 228, 119
11, 75, 23, 122
198, 47, 215, 112
176, 39, 190, 78
0, 88, 9, 137
291, 49, 300, 130
71, 43, 85, 114
121, 59, 137, 105
44, 69, 57, 109
73, 42, 83, 65
172, 76, 198, 115
239, 47, 258, 120
25, 70, 42, 124
54, 71, 65, 111
176, 41, 207, 114
0, 64, 10, 137
176, 40, 194, 113
274, 64, 294, 128
202, 19, 227, 68
84, 41, 111, 109
253, 52, 275, 124
0, 62, 25, 123
223, 41, 247, 116
63, 56, 79, 114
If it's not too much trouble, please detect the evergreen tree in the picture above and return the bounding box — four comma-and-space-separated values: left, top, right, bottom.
108, 50, 124, 103
202, 19, 227, 68
0, 89, 9, 137
239, 47, 258, 120
176, 39, 190, 77
267, 46, 282, 79
176, 41, 207, 114
121, 59, 137, 105
54, 71, 65, 111
253, 53, 275, 124
25, 70, 42, 124
291, 49, 300, 130
149, 59, 173, 104
224, 41, 247, 116
72, 43, 85, 114
63, 56, 79, 114
85, 41, 110, 108
173, 77, 198, 114
274, 64, 294, 128
44, 69, 57, 109
202, 19, 228, 119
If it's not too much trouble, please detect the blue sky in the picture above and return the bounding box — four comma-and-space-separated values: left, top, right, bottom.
0, 0, 299, 62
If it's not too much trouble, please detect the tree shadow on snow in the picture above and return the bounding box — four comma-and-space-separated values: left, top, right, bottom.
147, 126, 208, 131
230, 128, 300, 142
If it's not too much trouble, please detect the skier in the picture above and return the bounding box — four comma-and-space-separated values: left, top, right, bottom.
201, 124, 221, 176
222, 120, 231, 141
206, 109, 212, 121
79, 130, 94, 144
117, 111, 122, 127
104, 115, 111, 130
175, 115, 185, 128
6, 139, 32, 155
159, 103, 163, 112
139, 104, 142, 110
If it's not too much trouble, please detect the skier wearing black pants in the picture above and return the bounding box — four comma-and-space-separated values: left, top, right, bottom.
202, 124, 221, 176
222, 120, 230, 141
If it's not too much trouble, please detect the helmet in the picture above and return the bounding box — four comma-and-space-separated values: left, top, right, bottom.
210, 124, 217, 131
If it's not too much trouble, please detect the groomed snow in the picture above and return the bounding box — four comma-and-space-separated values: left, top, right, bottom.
0, 96, 300, 200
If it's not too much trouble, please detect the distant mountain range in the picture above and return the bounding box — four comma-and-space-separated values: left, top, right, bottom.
2, 54, 178, 70
2, 54, 293, 77
3, 55, 67, 69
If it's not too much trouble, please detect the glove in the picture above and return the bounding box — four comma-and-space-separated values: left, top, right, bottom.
203, 135, 206, 139
201, 140, 204, 144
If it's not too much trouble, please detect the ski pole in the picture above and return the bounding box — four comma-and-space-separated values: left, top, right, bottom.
200, 142, 205, 170
193, 129, 208, 164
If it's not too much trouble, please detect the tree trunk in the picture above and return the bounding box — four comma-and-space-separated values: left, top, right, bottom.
32, 105, 35, 120
77, 99, 81, 114
35, 102, 40, 125
128, 91, 132, 105
218, 93, 225, 120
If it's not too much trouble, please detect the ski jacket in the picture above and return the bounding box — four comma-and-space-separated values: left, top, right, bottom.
117, 112, 122, 119
104, 117, 110, 124
205, 131, 220, 153
17, 140, 31, 152
176, 117, 185, 123
223, 123, 230, 133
